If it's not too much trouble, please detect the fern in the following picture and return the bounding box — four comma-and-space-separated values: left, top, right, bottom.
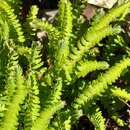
112, 113, 126, 126
84, 105, 106, 130
55, 0, 73, 67
73, 57, 130, 110
49, 110, 71, 130
31, 78, 63, 130
0, 1, 25, 43
91, 1, 130, 31
63, 25, 121, 78
23, 73, 40, 129
29, 42, 46, 77
5, 51, 19, 101
75, 60, 109, 78
31, 101, 65, 130
0, 1, 130, 130
111, 87, 130, 101
0, 66, 27, 130
23, 5, 39, 43
64, 60, 109, 83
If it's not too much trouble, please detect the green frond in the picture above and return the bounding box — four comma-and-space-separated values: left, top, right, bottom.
16, 45, 31, 56
31, 19, 60, 41
64, 117, 71, 130
31, 101, 65, 130
84, 105, 106, 130
91, 1, 130, 31
57, 0, 66, 28
31, 78, 63, 130
101, 90, 125, 120
55, 0, 73, 67
29, 42, 46, 77
58, 0, 73, 37
73, 57, 130, 110
23, 5, 39, 42
0, 1, 25, 43
41, 71, 53, 87
63, 25, 120, 75
0, 66, 27, 130
111, 87, 130, 101
24, 72, 40, 129
27, 5, 39, 22
112, 113, 126, 126
75, 60, 109, 78
0, 94, 7, 121
6, 0, 23, 17
49, 109, 71, 130
64, 60, 109, 83
0, 15, 9, 41
0, 40, 9, 91
51, 78, 63, 103
6, 51, 19, 100
31, 19, 60, 60
0, 0, 130, 129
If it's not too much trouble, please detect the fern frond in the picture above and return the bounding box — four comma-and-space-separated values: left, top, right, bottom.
6, 0, 23, 17
31, 19, 60, 41
31, 78, 63, 130
51, 78, 63, 103
29, 42, 46, 77
0, 40, 9, 92
64, 116, 71, 130
16, 45, 31, 56
73, 57, 130, 110
111, 87, 130, 101
75, 60, 109, 78
64, 60, 109, 83
0, 66, 27, 130
31, 101, 65, 130
63, 25, 120, 76
55, 0, 73, 67
31, 19, 60, 61
84, 105, 106, 130
0, 1, 25, 43
57, 0, 65, 28
58, 0, 73, 38
26, 5, 38, 22
112, 113, 125, 126
91, 1, 130, 31
102, 90, 125, 126
24, 72, 40, 129
6, 51, 19, 100
48, 109, 71, 130
0, 94, 7, 121
0, 15, 9, 41
23, 5, 39, 42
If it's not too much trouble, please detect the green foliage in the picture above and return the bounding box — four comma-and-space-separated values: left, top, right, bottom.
84, 105, 106, 130
1, 65, 27, 130
0, 0, 130, 130
111, 86, 130, 101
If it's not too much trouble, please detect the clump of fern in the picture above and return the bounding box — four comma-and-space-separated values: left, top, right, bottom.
0, 0, 130, 130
